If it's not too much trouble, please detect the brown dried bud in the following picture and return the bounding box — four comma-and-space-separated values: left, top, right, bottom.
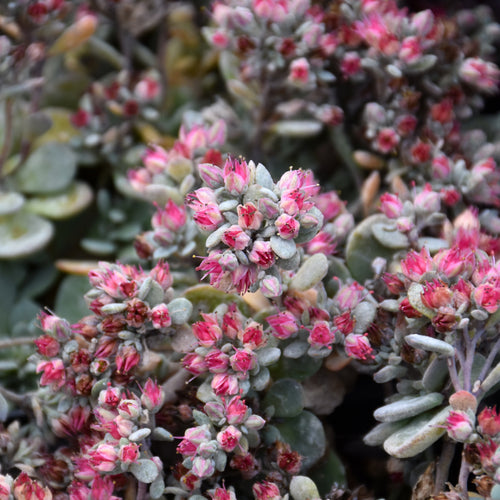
449, 390, 477, 412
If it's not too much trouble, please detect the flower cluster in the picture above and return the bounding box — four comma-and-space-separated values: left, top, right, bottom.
187, 159, 325, 295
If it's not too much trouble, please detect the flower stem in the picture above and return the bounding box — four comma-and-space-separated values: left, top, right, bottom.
0, 337, 37, 349
434, 439, 456, 495
457, 448, 470, 500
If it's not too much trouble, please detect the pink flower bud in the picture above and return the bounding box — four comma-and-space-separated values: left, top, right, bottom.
446, 410, 474, 442
245, 414, 266, 430
223, 157, 251, 194
34, 335, 60, 357
288, 57, 310, 86
253, 481, 281, 500
238, 202, 263, 230
275, 214, 300, 239
222, 225, 252, 250
141, 378, 165, 412
183, 352, 208, 375
212, 373, 239, 396
260, 275, 283, 298
98, 384, 121, 408
193, 316, 223, 347
192, 457, 215, 479
478, 406, 500, 437
89, 443, 119, 472
473, 282, 500, 313
459, 57, 500, 93
205, 349, 230, 373
199, 163, 224, 188
266, 311, 299, 340
400, 247, 433, 281
249, 240, 275, 269
151, 304, 171, 329
230, 348, 257, 375
37, 359, 66, 389
142, 146, 169, 174
380, 193, 403, 219
226, 396, 249, 425
375, 128, 399, 154
399, 36, 422, 64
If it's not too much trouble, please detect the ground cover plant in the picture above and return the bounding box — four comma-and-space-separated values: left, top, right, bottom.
1, 0, 500, 498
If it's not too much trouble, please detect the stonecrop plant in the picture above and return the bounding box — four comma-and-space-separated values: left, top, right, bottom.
1, 0, 500, 499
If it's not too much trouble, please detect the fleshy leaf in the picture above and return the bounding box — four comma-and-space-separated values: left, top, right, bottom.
12, 142, 77, 194
264, 378, 304, 418
276, 410, 326, 470
0, 211, 53, 258
383, 406, 450, 458
129, 459, 159, 484
371, 222, 409, 249
0, 192, 24, 215
290, 253, 328, 292
24, 181, 93, 219
289, 476, 321, 500
167, 298, 193, 325
374, 393, 444, 423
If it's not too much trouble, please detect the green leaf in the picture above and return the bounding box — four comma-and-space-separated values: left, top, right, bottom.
12, 142, 77, 194
149, 477, 165, 499
407, 283, 436, 319
270, 353, 322, 381
0, 212, 53, 258
383, 406, 450, 458
0, 192, 25, 215
264, 378, 304, 418
290, 253, 328, 292
0, 392, 9, 421
308, 449, 347, 495
345, 214, 396, 282
167, 298, 193, 325
289, 476, 321, 500
271, 236, 297, 260
129, 459, 159, 484
24, 181, 93, 219
276, 411, 326, 470
371, 222, 409, 249
374, 393, 444, 423
54, 275, 90, 322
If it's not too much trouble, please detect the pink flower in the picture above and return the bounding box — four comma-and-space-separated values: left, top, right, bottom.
89, 443, 119, 472
238, 202, 263, 230
421, 280, 452, 309
193, 316, 223, 347
199, 162, 224, 188
34, 335, 60, 357
13, 472, 51, 500
223, 157, 251, 194
141, 378, 165, 412
478, 406, 500, 437
150, 260, 173, 289
205, 349, 230, 373
222, 225, 251, 250
459, 57, 500, 93
308, 320, 335, 348
183, 352, 208, 375
379, 193, 403, 219
400, 248, 433, 281
288, 57, 310, 86
119, 443, 140, 464
37, 359, 66, 389
344, 334, 374, 360
266, 311, 299, 340
374, 128, 399, 153
434, 247, 475, 279
395, 114, 417, 136
410, 141, 432, 164
152, 200, 187, 232
336, 282, 366, 310
117, 398, 141, 419
134, 76, 160, 101
115, 345, 140, 374
211, 486, 237, 500
187, 188, 224, 231
248, 240, 275, 269
306, 231, 337, 255
217, 425, 242, 452
98, 385, 121, 408
150, 303, 171, 329
431, 155, 452, 179
446, 410, 474, 442
334, 311, 355, 335
225, 396, 249, 425
253, 481, 281, 500
240, 322, 267, 349
275, 214, 300, 239
231, 264, 258, 294
399, 36, 422, 64
212, 373, 239, 395
341, 51, 361, 77
230, 348, 257, 375
473, 282, 500, 313
211, 30, 229, 49
253, 0, 288, 22
142, 145, 169, 174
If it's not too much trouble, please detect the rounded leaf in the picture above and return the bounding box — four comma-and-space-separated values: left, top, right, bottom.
289, 476, 321, 500
371, 222, 409, 249
129, 459, 159, 484
276, 411, 326, 470
405, 334, 455, 357
167, 298, 193, 325
12, 142, 77, 194
264, 378, 304, 418
0, 211, 53, 258
0, 192, 24, 215
290, 253, 328, 292
271, 235, 297, 260
24, 181, 93, 219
